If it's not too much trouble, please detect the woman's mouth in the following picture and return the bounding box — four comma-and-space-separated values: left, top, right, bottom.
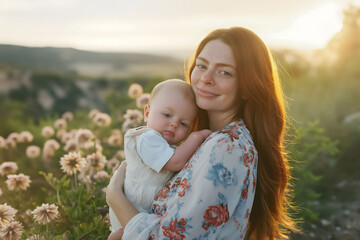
197, 88, 218, 97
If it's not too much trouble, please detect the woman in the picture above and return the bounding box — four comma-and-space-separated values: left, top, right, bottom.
106, 27, 298, 239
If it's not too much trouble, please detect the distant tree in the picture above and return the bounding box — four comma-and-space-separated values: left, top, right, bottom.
326, 4, 360, 75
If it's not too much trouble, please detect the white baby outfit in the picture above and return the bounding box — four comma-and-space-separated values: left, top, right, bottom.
109, 127, 176, 232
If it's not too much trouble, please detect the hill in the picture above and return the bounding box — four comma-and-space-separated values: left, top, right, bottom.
0, 44, 183, 78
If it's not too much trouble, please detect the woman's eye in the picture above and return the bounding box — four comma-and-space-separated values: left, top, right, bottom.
220, 71, 232, 77
196, 64, 206, 69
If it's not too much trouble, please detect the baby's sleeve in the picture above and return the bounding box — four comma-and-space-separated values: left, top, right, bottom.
136, 129, 175, 173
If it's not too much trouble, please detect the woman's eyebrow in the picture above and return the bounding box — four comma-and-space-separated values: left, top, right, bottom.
197, 56, 235, 69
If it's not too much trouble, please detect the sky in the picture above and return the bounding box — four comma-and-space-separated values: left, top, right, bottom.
0, 0, 359, 58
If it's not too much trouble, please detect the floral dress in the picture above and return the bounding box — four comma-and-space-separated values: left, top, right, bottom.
122, 120, 258, 240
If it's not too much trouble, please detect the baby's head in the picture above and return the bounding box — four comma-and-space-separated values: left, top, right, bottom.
144, 79, 198, 145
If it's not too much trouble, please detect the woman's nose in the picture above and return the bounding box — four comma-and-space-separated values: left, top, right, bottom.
200, 70, 214, 85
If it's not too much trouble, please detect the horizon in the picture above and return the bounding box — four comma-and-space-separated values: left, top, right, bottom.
2, 0, 359, 59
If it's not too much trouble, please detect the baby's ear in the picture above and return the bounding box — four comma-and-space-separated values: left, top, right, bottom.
144, 104, 150, 122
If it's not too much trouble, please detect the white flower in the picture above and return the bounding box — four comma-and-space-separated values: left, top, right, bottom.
0, 203, 17, 226
62, 111, 74, 122
74, 129, 94, 147
54, 118, 67, 130
26, 145, 41, 158
31, 203, 59, 225
136, 93, 150, 109
86, 152, 107, 171
128, 83, 143, 99
0, 162, 18, 176
94, 170, 109, 180
0, 220, 23, 240
60, 152, 86, 176
93, 112, 112, 127
41, 126, 54, 138
88, 109, 100, 119
5, 174, 31, 191
18, 131, 34, 143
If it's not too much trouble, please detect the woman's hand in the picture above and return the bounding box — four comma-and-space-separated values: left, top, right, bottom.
106, 160, 127, 207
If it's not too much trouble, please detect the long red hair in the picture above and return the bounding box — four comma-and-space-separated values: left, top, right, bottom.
187, 27, 298, 239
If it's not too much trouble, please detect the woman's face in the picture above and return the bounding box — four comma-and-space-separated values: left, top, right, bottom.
191, 39, 240, 118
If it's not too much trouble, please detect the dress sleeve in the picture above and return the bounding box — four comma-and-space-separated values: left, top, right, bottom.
136, 129, 175, 173
123, 127, 257, 239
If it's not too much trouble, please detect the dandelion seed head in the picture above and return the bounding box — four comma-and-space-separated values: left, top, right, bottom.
93, 112, 112, 127
74, 129, 94, 147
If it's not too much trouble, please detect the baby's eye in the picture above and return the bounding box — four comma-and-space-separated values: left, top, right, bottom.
180, 122, 186, 126
162, 113, 171, 118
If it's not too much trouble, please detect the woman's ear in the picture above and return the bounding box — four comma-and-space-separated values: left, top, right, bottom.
144, 104, 150, 122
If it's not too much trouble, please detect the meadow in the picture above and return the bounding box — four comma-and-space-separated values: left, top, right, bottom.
0, 5, 359, 239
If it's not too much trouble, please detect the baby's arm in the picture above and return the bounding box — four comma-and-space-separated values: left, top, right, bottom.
162, 129, 212, 171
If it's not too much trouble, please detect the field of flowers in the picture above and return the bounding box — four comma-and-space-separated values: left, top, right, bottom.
0, 83, 148, 239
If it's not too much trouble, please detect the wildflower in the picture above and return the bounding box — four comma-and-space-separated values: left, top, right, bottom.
93, 112, 112, 127
6, 133, 20, 143
83, 140, 103, 152
94, 170, 109, 180
106, 158, 120, 170
26, 234, 45, 240
56, 129, 66, 139
31, 203, 59, 225
60, 131, 72, 143
0, 162, 18, 176
114, 150, 125, 159
136, 93, 150, 109
63, 139, 78, 152
0, 136, 5, 148
62, 111, 74, 122
74, 129, 94, 147
128, 83, 143, 99
88, 109, 100, 119
26, 145, 41, 158
123, 109, 143, 123
60, 152, 86, 176
86, 152, 107, 171
5, 174, 31, 191
107, 134, 123, 146
41, 126, 54, 138
42, 139, 60, 161
54, 118, 67, 130
4, 138, 16, 148
0, 203, 17, 226
18, 131, 34, 143
0, 220, 23, 240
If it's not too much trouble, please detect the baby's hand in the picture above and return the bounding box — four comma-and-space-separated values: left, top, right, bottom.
190, 129, 212, 141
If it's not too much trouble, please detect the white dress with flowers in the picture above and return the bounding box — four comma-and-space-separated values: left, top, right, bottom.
109, 127, 176, 232
121, 120, 258, 239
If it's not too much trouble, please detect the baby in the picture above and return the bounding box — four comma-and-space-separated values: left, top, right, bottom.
109, 79, 212, 234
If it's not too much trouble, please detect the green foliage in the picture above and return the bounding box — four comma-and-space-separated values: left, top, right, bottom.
288, 121, 339, 221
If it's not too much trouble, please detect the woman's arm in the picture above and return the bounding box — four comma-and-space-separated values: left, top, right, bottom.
122, 126, 258, 239
106, 161, 139, 228
163, 129, 212, 171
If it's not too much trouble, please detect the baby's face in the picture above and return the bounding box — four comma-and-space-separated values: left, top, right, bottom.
144, 88, 197, 145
